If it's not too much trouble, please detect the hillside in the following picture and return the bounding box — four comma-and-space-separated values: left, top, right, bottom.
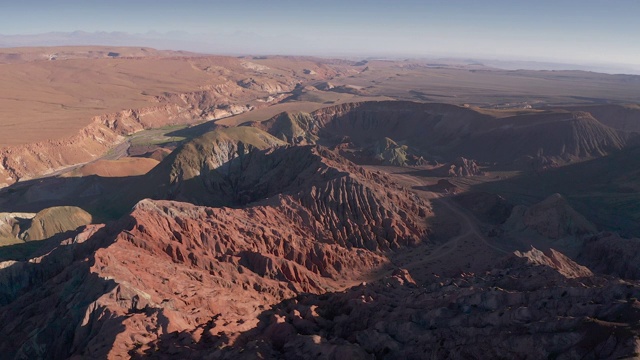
1, 51, 640, 359
248, 101, 628, 168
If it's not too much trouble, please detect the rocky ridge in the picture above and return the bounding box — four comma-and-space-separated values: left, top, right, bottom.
0, 88, 265, 188
0, 142, 430, 359
0, 206, 91, 244
249, 102, 628, 169
0, 55, 356, 188
580, 232, 640, 280
504, 193, 597, 240
165, 248, 640, 359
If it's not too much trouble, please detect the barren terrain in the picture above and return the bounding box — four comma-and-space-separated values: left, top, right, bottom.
1, 47, 640, 359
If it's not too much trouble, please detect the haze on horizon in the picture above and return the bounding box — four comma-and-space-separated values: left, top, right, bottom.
2, 0, 639, 73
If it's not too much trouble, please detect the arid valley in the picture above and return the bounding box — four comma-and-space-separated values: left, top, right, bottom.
1, 42, 640, 360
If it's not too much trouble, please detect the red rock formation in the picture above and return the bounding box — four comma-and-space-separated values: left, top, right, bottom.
153, 248, 640, 359
1, 99, 637, 359
0, 144, 430, 358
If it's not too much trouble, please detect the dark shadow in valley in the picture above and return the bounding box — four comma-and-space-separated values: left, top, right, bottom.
0, 219, 130, 359
132, 257, 640, 360
0, 174, 145, 222
0, 228, 83, 262
467, 146, 640, 237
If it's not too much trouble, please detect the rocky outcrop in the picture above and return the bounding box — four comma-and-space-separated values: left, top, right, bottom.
247, 111, 320, 145
237, 78, 294, 94
0, 212, 34, 242
366, 138, 416, 166
159, 143, 430, 249
248, 102, 626, 170
1, 206, 92, 243
0, 138, 431, 358
7, 195, 638, 359
0, 98, 229, 188
201, 249, 640, 360
20, 206, 92, 241
447, 157, 483, 177
507, 247, 593, 278
504, 194, 597, 239
161, 143, 430, 243
580, 233, 640, 280
0, 189, 427, 358
148, 126, 286, 206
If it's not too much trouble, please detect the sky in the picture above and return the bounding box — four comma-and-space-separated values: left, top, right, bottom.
2, 0, 639, 69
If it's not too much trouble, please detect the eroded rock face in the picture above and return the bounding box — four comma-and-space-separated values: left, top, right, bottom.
0, 101, 218, 188
247, 112, 320, 145
580, 233, 640, 280
0, 100, 636, 359
447, 157, 483, 177
0, 145, 430, 359
157, 126, 286, 204
457, 111, 626, 164
157, 139, 431, 233
237, 78, 293, 94
507, 247, 593, 279
7, 204, 639, 360
167, 249, 640, 360
504, 194, 597, 239
0, 57, 348, 189
0, 206, 91, 243
252, 102, 626, 169
20, 206, 92, 241
0, 212, 34, 241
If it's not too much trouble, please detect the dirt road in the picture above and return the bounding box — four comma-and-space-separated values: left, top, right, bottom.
381, 170, 510, 273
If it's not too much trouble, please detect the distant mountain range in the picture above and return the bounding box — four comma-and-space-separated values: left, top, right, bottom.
0, 31, 307, 57
0, 31, 215, 52
1, 31, 638, 75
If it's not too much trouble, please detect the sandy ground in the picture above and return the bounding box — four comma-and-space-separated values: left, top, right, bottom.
0, 47, 354, 145
60, 157, 159, 178
3, 46, 639, 147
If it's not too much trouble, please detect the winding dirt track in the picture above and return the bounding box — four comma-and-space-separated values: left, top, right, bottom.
381, 170, 510, 272
439, 198, 510, 255
396, 197, 509, 272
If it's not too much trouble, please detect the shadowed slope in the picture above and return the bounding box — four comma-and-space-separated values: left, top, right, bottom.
248, 101, 628, 167
0, 142, 430, 358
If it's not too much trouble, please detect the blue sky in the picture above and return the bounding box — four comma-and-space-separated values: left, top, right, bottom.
2, 0, 639, 67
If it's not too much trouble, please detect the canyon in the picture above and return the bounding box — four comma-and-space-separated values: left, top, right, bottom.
1, 46, 640, 359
